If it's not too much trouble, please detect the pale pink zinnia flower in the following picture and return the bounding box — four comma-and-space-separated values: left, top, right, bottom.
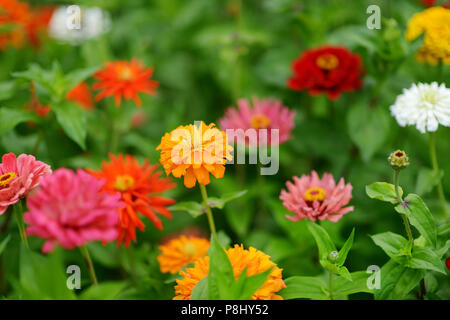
280, 171, 354, 222
24, 169, 122, 253
0, 153, 51, 215
219, 97, 295, 146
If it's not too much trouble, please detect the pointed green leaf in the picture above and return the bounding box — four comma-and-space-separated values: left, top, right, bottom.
169, 201, 204, 217
233, 267, 272, 300
280, 276, 328, 300
0, 235, 11, 256
366, 182, 403, 204
337, 228, 355, 266
334, 271, 373, 297
395, 194, 437, 248
208, 236, 234, 299
53, 102, 87, 149
407, 246, 446, 274
370, 232, 409, 263
415, 168, 444, 196
307, 221, 336, 263
0, 108, 36, 136
190, 276, 209, 300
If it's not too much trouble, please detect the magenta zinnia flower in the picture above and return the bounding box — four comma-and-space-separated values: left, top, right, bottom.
219, 97, 295, 146
0, 153, 51, 215
280, 171, 353, 222
24, 169, 122, 253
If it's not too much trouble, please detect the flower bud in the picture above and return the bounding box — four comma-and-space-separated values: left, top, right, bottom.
388, 150, 410, 170
328, 251, 339, 263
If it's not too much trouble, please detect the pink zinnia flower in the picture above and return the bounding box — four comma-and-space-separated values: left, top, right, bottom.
24, 169, 122, 253
280, 171, 354, 222
219, 97, 295, 146
0, 153, 51, 215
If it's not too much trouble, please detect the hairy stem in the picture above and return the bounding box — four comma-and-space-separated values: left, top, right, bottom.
199, 184, 217, 238
393, 170, 414, 245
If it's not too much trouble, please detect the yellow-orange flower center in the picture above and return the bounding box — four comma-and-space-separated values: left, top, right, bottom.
304, 187, 326, 202
183, 242, 198, 256
250, 114, 271, 129
0, 172, 17, 188
114, 174, 135, 191
119, 66, 134, 81
316, 53, 339, 70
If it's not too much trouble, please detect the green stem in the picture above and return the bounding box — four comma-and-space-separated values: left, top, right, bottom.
256, 161, 266, 228
329, 271, 334, 300
32, 130, 44, 155
437, 60, 443, 83
199, 184, 217, 238
79, 245, 98, 286
429, 132, 449, 219
13, 201, 28, 248
393, 170, 414, 245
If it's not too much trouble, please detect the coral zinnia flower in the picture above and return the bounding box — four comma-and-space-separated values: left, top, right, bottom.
219, 97, 295, 146
174, 244, 286, 300
156, 122, 233, 188
0, 153, 51, 215
87, 154, 176, 247
406, 7, 450, 65
24, 169, 121, 253
287, 46, 363, 100
280, 171, 353, 222
66, 82, 94, 110
93, 58, 159, 106
157, 235, 210, 274
390, 82, 450, 133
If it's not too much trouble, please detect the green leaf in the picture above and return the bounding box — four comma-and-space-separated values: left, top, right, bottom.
336, 228, 355, 266
395, 194, 437, 248
216, 230, 231, 248
207, 236, 234, 299
280, 276, 329, 300
0, 235, 11, 256
415, 168, 444, 196
169, 201, 204, 218
53, 101, 87, 150
347, 105, 390, 162
436, 239, 450, 258
334, 271, 373, 297
0, 81, 16, 101
79, 281, 126, 300
233, 267, 272, 300
335, 266, 352, 281
19, 246, 76, 300
370, 232, 409, 263
207, 190, 247, 209
374, 259, 423, 300
63, 66, 100, 96
307, 221, 337, 264
190, 276, 209, 300
407, 246, 446, 274
0, 108, 36, 136
366, 182, 403, 204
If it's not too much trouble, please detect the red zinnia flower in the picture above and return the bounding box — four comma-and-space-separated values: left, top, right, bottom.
0, 0, 31, 50
92, 58, 159, 107
66, 82, 94, 110
287, 46, 364, 100
87, 154, 176, 247
25, 6, 53, 48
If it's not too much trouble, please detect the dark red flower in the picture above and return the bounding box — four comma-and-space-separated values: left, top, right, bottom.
287, 46, 364, 100
446, 257, 450, 270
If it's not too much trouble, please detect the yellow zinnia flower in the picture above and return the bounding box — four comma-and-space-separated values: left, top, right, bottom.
156, 121, 233, 188
173, 244, 286, 300
157, 235, 210, 274
405, 7, 450, 65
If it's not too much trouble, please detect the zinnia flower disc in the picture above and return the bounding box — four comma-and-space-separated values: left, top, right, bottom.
280, 170, 354, 222
87, 154, 176, 247
405, 6, 450, 65
219, 97, 295, 146
0, 152, 51, 215
157, 235, 210, 274
174, 244, 286, 300
24, 169, 122, 253
287, 46, 363, 100
390, 82, 450, 133
93, 58, 159, 106
156, 122, 233, 188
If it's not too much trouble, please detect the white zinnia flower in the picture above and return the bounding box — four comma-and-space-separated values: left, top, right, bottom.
390, 82, 450, 133
48, 6, 111, 44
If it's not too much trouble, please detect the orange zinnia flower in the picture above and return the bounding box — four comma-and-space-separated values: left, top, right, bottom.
157, 235, 210, 274
0, 0, 31, 50
174, 244, 286, 300
92, 58, 159, 107
66, 82, 94, 110
87, 154, 176, 247
156, 122, 233, 188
